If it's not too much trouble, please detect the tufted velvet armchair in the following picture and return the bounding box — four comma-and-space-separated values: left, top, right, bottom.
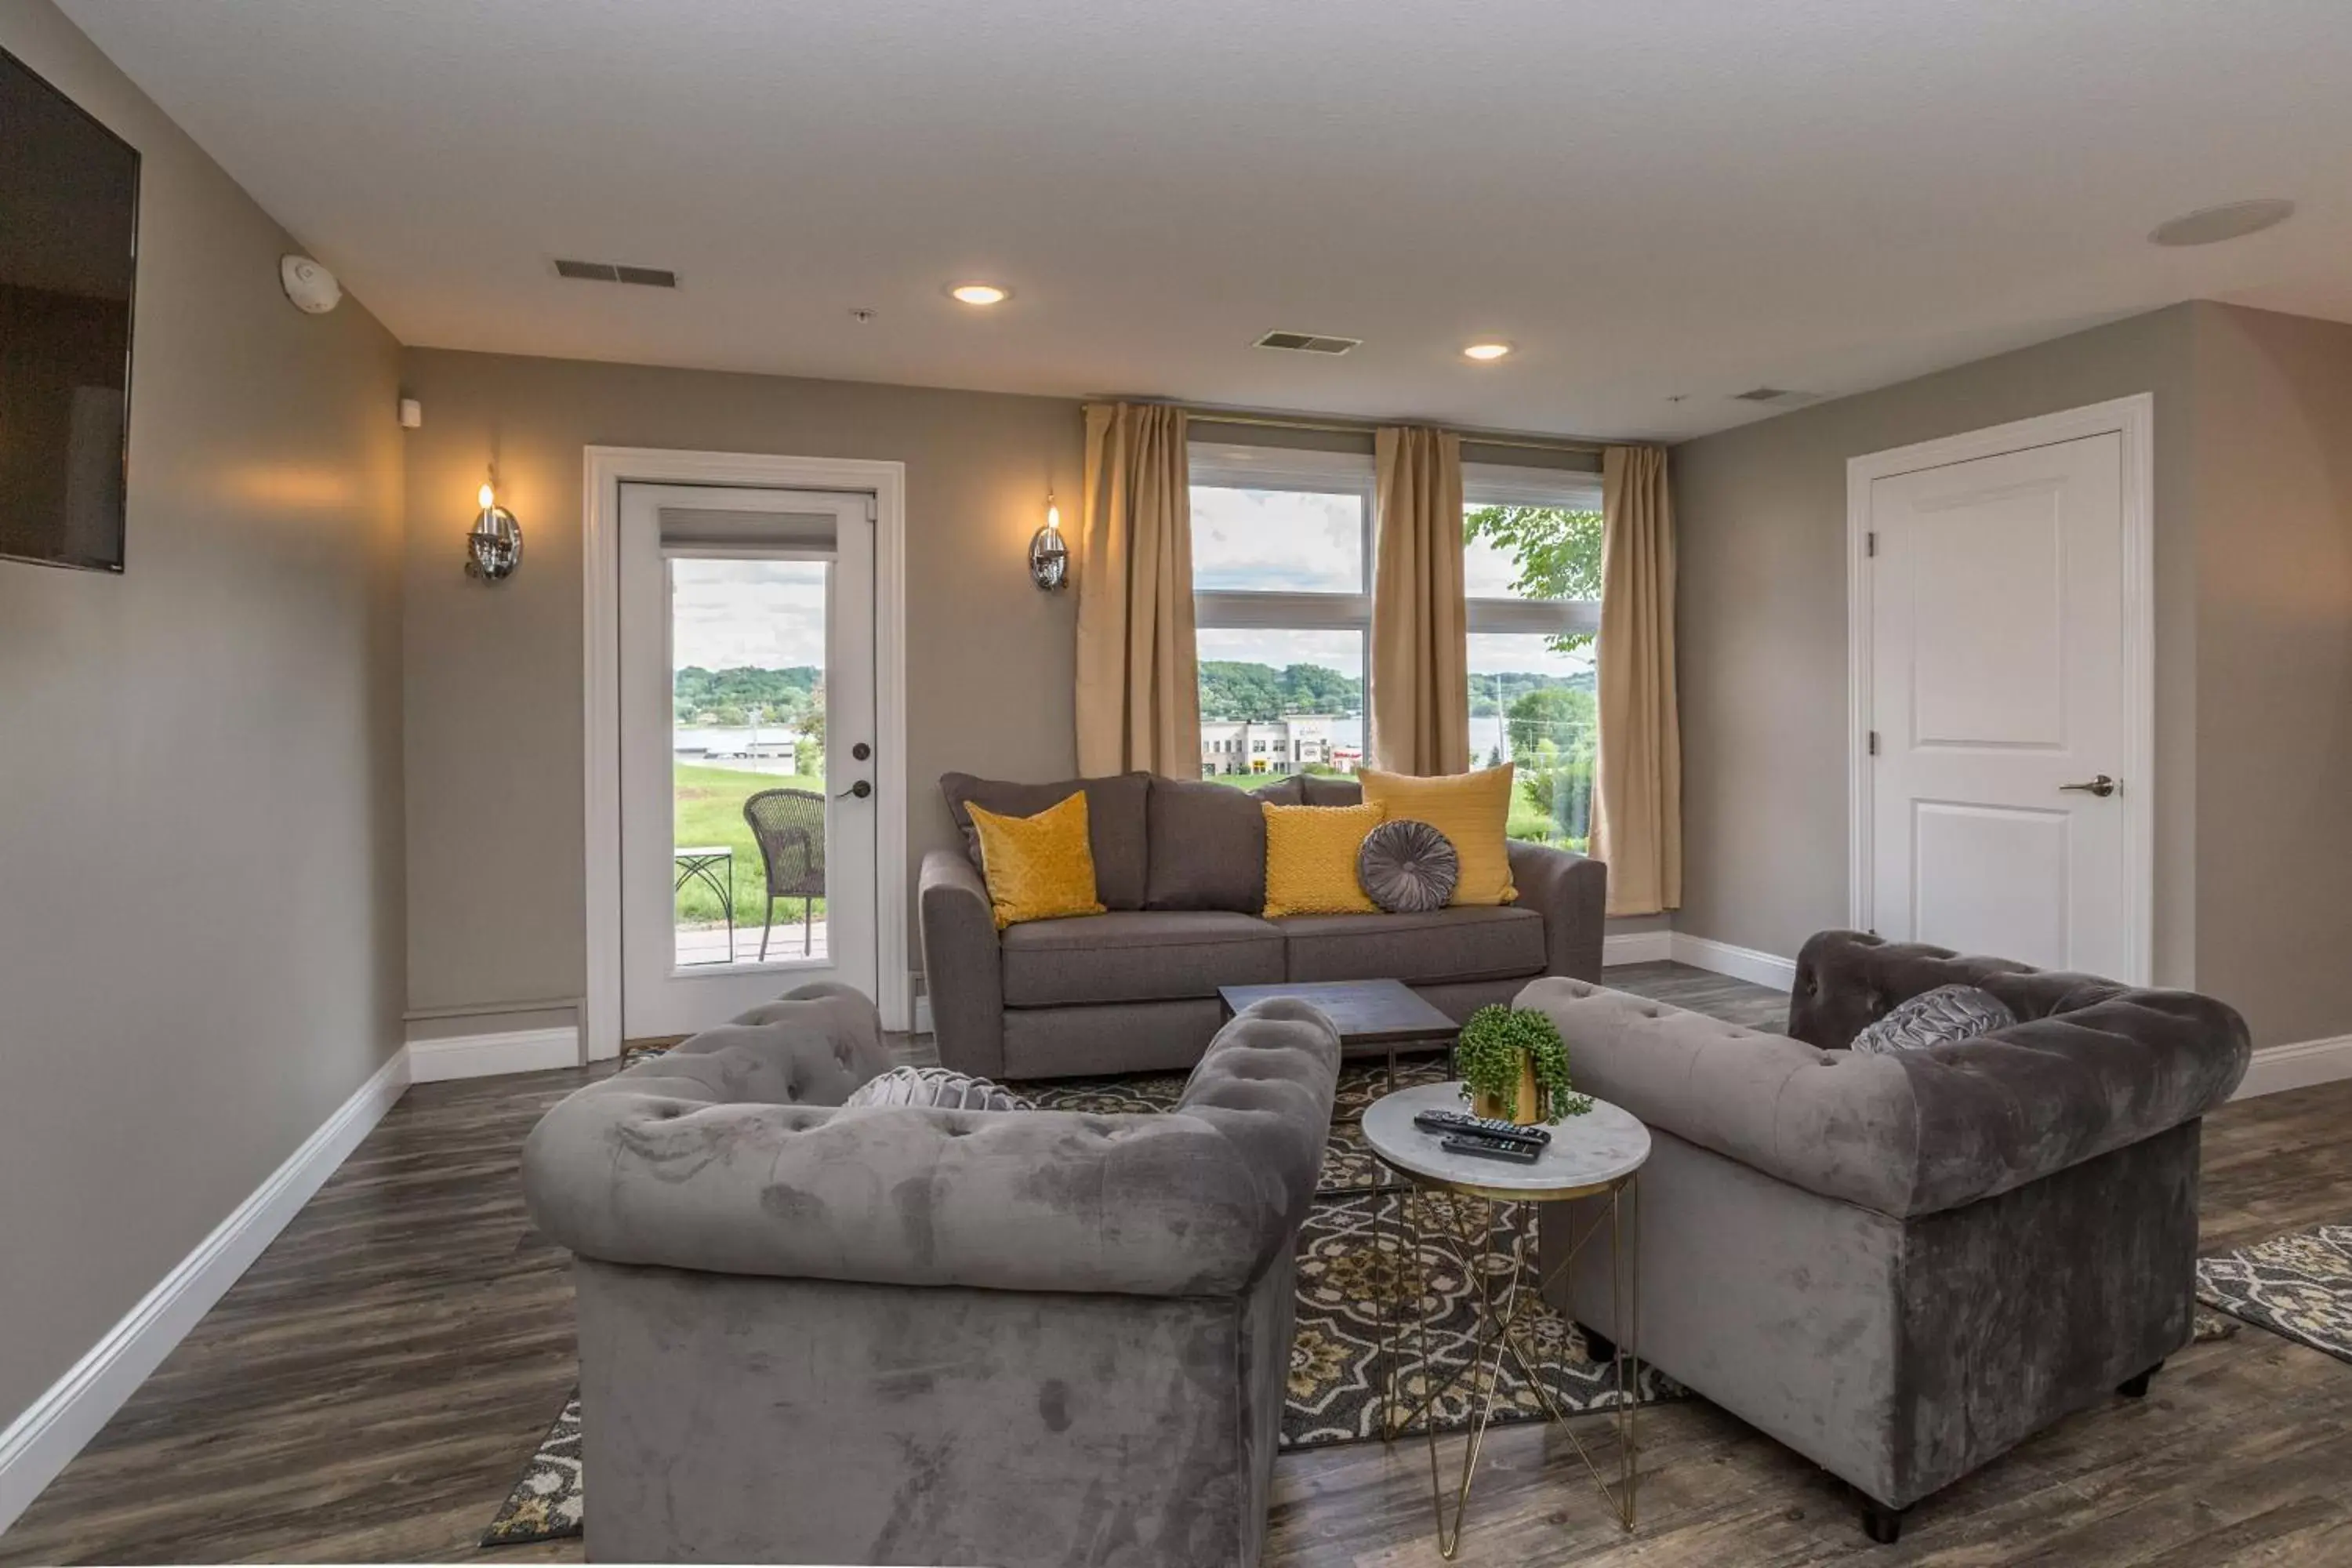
523, 982, 1340, 1566
1523, 932, 2250, 1544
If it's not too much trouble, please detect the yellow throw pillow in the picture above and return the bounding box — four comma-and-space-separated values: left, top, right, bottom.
1358, 764, 1519, 906
1261, 801, 1388, 917
967, 791, 1105, 930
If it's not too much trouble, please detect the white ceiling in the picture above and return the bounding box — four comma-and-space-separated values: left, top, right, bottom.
59, 0, 2352, 441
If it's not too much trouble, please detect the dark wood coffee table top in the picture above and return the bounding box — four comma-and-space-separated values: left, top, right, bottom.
1217, 978, 1459, 1046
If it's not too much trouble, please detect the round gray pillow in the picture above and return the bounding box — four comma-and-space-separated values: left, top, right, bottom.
1357, 818, 1460, 913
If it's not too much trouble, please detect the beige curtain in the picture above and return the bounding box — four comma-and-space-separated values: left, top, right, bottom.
1592, 445, 1682, 914
1370, 427, 1469, 775
1074, 402, 1200, 777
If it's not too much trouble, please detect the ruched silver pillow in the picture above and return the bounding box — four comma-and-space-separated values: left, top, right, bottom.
844, 1065, 1033, 1111
1356, 818, 1460, 913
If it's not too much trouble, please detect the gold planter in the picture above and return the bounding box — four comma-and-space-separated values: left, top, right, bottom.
1470, 1055, 1542, 1125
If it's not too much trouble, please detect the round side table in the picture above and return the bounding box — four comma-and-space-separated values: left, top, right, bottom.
1360, 1081, 1651, 1559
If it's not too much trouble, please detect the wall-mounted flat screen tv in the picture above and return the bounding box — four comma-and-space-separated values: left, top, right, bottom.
1, 45, 140, 574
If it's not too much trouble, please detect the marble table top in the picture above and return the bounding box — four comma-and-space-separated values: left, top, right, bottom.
1361, 1082, 1651, 1197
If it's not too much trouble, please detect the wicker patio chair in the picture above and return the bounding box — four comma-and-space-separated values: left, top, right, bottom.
744, 787, 826, 960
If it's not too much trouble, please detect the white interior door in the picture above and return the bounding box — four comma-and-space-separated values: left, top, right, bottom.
619, 483, 878, 1038
1863, 430, 2143, 978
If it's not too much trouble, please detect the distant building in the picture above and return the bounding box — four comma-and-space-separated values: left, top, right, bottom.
1200, 716, 1346, 776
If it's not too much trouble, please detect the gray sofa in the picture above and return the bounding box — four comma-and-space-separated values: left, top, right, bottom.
521, 981, 1341, 1566
1526, 932, 2251, 1542
922, 770, 1607, 1078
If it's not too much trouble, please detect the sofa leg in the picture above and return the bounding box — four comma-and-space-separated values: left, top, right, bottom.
1859, 1496, 1908, 1545
1577, 1323, 1616, 1364
2116, 1358, 2165, 1399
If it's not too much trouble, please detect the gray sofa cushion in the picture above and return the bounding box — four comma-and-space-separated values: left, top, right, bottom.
1299, 774, 1363, 806
521, 996, 1341, 1298
1278, 905, 1548, 985
1000, 909, 1285, 1007
939, 770, 1152, 911
1517, 972, 2250, 1219
1144, 776, 1291, 913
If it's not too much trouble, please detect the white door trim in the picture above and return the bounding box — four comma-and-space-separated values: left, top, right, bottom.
584, 446, 910, 1057
1846, 394, 2155, 983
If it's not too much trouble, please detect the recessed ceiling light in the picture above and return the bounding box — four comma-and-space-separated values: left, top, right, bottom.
1462, 341, 1513, 361
2149, 198, 2295, 247
949, 282, 1011, 306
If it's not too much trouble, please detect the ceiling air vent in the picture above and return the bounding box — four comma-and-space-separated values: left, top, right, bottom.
554, 258, 680, 289
1732, 386, 1820, 405
1255, 330, 1361, 355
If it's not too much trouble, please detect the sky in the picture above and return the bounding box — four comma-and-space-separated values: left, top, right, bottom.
670, 557, 828, 672
666, 489, 1590, 678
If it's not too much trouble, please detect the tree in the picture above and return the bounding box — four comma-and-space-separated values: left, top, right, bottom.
1506, 686, 1595, 762
1463, 504, 1604, 655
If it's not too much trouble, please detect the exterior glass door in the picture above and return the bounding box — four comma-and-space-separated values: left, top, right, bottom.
617, 483, 877, 1039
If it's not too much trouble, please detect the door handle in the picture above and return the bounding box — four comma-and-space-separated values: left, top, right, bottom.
837, 779, 872, 800
2059, 774, 2118, 798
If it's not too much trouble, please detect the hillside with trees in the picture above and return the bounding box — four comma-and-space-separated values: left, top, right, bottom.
674, 665, 821, 726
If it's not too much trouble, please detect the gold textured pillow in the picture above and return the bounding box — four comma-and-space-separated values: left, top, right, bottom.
1358, 765, 1518, 906
1261, 800, 1388, 917
967, 791, 1105, 930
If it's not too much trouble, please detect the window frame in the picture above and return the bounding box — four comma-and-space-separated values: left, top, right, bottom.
1461, 461, 1604, 641
1189, 445, 1375, 778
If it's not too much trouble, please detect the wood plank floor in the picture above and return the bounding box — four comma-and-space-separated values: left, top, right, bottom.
5, 962, 2348, 1566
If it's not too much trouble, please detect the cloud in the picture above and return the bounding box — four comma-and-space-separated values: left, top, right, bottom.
671, 559, 828, 670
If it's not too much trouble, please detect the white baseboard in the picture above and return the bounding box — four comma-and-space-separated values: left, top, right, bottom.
1671, 934, 1798, 993
0, 1045, 412, 1535
1602, 931, 1674, 966
406, 1025, 580, 1082
2232, 1034, 2352, 1101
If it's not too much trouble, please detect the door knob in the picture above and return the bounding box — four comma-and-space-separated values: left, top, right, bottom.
2059, 774, 2118, 798
837, 779, 872, 800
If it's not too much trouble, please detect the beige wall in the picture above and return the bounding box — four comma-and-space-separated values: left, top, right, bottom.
0, 0, 406, 1428
1671, 306, 2201, 977
2186, 305, 2352, 1046
398, 350, 1083, 1019
1672, 299, 2352, 1047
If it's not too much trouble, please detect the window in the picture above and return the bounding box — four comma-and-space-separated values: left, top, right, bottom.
1463, 465, 1603, 849
1187, 446, 1601, 840
1191, 446, 1373, 784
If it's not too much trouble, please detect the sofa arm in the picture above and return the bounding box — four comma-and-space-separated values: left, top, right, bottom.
1508, 840, 1607, 981
521, 1000, 1341, 1298
1516, 975, 2249, 1219
920, 848, 1005, 1076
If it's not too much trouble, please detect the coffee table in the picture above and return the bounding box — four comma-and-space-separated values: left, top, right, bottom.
1362, 1081, 1650, 1557
1216, 978, 1459, 1078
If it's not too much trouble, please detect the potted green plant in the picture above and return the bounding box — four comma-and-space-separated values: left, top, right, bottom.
1454, 1004, 1592, 1125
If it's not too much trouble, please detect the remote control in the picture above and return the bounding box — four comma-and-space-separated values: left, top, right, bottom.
1442, 1132, 1543, 1165
1414, 1108, 1550, 1145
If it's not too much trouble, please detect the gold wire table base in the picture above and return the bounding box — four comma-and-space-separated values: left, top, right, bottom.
1374, 1171, 1640, 1559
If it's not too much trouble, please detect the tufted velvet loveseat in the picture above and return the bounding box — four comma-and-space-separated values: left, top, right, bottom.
1523, 931, 2250, 1544
522, 980, 1340, 1566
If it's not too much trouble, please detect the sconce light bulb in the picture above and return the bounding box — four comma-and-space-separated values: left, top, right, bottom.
477, 482, 497, 510
1045, 498, 1061, 535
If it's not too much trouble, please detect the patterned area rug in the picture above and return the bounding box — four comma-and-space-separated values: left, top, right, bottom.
485, 1053, 1667, 1546
2197, 1223, 2352, 1366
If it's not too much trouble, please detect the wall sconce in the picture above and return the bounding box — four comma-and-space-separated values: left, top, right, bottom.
1029, 493, 1068, 591
466, 477, 523, 582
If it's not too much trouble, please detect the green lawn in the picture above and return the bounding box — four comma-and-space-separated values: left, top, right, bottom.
1201, 768, 1585, 852
672, 761, 827, 927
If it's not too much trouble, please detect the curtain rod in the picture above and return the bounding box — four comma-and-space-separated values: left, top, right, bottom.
1177, 406, 1610, 456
